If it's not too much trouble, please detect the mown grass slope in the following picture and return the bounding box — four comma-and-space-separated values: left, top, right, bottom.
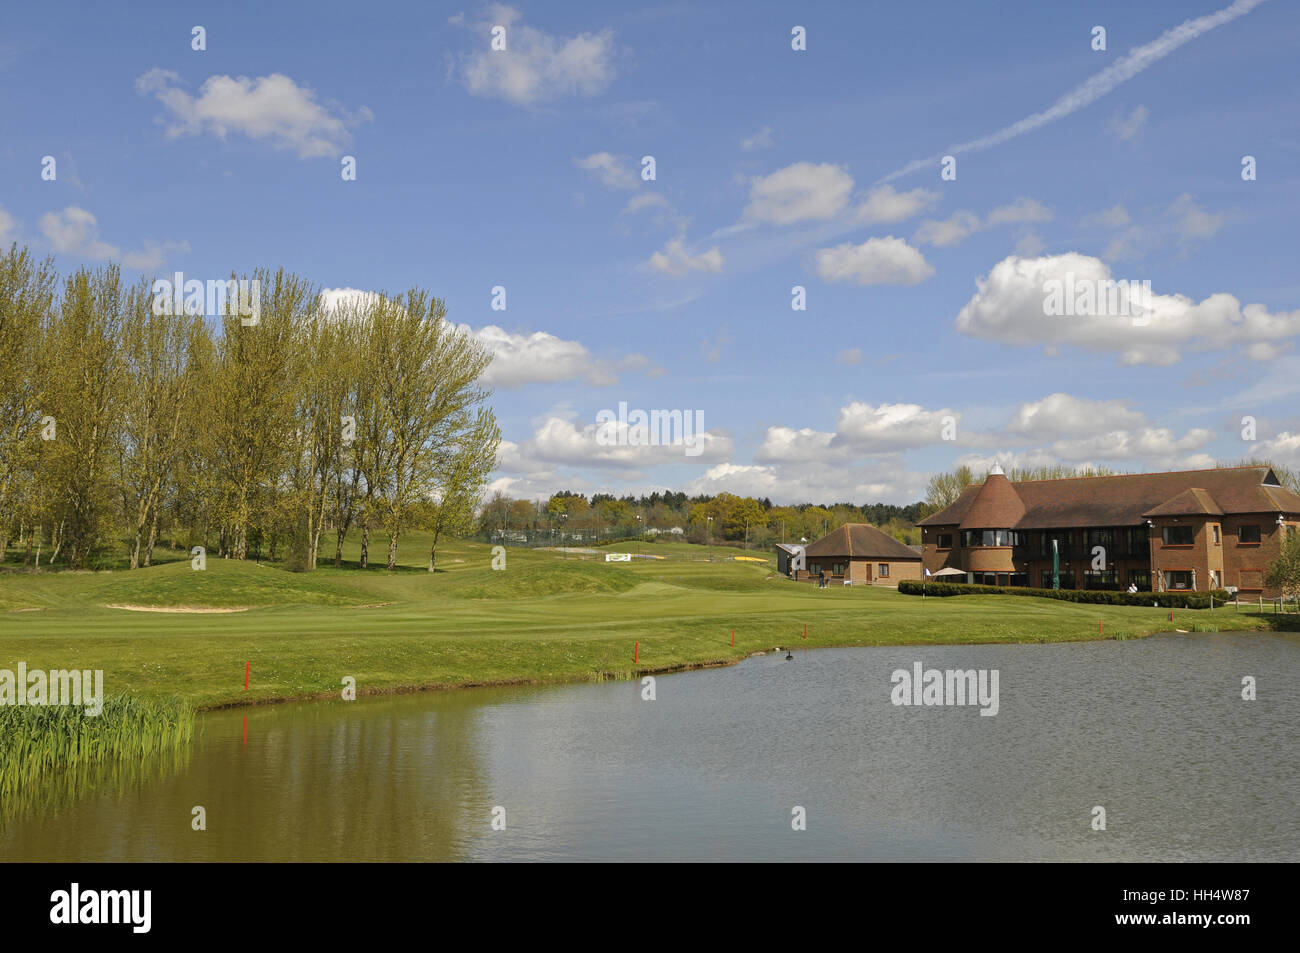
0, 534, 1288, 710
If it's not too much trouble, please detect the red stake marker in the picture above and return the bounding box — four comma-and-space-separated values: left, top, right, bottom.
1099, 620, 1103, 635
245, 660, 250, 690
634, 641, 639, 663
803, 622, 807, 640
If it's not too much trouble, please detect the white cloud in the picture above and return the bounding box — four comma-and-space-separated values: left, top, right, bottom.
955, 252, 1300, 365
880, 0, 1269, 182
0, 205, 20, 245
459, 324, 626, 387
914, 199, 1052, 247
815, 236, 934, 285
745, 162, 854, 225
1006, 393, 1144, 440
520, 414, 732, 468
1255, 431, 1300, 468
853, 184, 937, 224
574, 152, 637, 189
454, 5, 617, 105
1168, 192, 1224, 241
913, 211, 981, 248
835, 347, 863, 365
624, 192, 669, 213
985, 198, 1053, 227
649, 237, 723, 276
135, 69, 371, 158
684, 460, 921, 506
39, 206, 187, 268
1107, 104, 1149, 140
756, 401, 963, 463
740, 126, 774, 151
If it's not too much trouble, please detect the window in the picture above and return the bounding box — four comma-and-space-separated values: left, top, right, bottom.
1089, 529, 1114, 549
1212, 525, 1220, 544
1239, 525, 1261, 544
831, 562, 847, 576
936, 534, 953, 549
1162, 526, 1194, 546
1042, 570, 1075, 589
1165, 570, 1192, 590
875, 563, 889, 578
962, 529, 1020, 547
1128, 570, 1151, 591
1126, 528, 1149, 555
1083, 569, 1121, 591
1211, 570, 1221, 589
1008, 573, 1029, 587
809, 563, 821, 575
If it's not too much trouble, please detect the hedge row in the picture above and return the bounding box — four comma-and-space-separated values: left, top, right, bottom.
898, 580, 1232, 609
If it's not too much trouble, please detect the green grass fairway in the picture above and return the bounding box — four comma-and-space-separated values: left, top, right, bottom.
0, 535, 1285, 710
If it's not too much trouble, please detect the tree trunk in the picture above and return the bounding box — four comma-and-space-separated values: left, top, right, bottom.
145, 514, 158, 567
387, 530, 398, 572
360, 522, 370, 569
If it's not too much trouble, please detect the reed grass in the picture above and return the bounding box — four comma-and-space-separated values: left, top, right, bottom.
0, 694, 196, 826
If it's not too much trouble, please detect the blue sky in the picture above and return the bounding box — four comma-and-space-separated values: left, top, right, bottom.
3, 0, 1298, 504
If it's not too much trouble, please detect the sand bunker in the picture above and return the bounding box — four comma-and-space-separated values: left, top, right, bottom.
106, 604, 251, 613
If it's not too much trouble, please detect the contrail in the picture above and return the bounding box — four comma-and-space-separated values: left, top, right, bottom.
878, 0, 1271, 183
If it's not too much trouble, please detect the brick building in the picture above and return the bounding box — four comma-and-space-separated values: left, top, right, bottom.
917, 465, 1300, 597
795, 523, 923, 586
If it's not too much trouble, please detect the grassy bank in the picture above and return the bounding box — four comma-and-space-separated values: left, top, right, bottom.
0, 534, 1288, 712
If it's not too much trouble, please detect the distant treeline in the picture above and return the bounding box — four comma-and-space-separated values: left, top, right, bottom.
0, 244, 499, 572
481, 490, 929, 546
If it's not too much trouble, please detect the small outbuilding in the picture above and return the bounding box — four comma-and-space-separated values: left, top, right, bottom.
774, 543, 805, 577
795, 523, 923, 586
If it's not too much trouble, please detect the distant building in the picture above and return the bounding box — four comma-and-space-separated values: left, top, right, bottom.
774, 543, 804, 577
796, 523, 923, 586
917, 465, 1300, 596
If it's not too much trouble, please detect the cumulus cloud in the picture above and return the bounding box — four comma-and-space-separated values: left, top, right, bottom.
684, 460, 922, 506
457, 324, 649, 388
517, 414, 732, 468
1105, 194, 1224, 260
1255, 430, 1300, 468
39, 206, 187, 268
914, 199, 1052, 247
1006, 393, 1145, 440
0, 205, 20, 245
135, 69, 371, 158
853, 184, 938, 224
954, 252, 1300, 365
835, 348, 863, 365
452, 5, 617, 104
815, 236, 934, 285
756, 402, 964, 463
649, 237, 723, 276
745, 162, 854, 225
574, 151, 637, 189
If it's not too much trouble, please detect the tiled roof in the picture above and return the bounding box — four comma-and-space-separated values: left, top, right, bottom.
957, 472, 1026, 529
918, 467, 1300, 529
803, 523, 923, 560
1143, 487, 1224, 517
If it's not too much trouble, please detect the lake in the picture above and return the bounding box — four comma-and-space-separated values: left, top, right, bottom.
3, 632, 1296, 861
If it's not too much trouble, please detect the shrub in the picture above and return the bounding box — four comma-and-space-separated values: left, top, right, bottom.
899, 579, 1231, 609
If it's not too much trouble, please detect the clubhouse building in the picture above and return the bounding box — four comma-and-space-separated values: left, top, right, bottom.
791, 523, 923, 586
917, 465, 1300, 597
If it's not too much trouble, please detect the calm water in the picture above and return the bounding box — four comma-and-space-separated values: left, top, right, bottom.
3, 633, 1297, 861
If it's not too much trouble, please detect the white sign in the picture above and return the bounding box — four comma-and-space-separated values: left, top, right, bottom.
605, 553, 632, 562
